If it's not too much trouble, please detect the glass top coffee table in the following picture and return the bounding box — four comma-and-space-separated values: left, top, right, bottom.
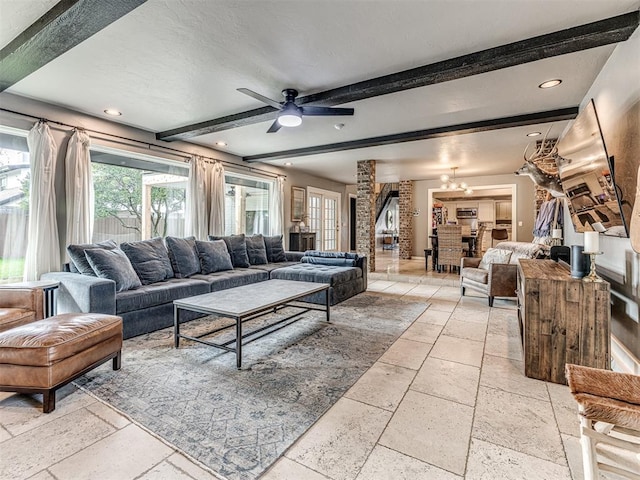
173, 279, 330, 369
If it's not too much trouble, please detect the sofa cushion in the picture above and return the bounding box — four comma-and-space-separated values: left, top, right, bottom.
120, 237, 173, 285
245, 234, 268, 265
195, 240, 233, 274
270, 263, 361, 286
479, 248, 512, 270
461, 267, 489, 284
209, 234, 250, 268
67, 240, 117, 276
264, 235, 286, 263
166, 236, 200, 278
191, 268, 268, 291
249, 262, 300, 274
115, 278, 209, 314
84, 248, 142, 292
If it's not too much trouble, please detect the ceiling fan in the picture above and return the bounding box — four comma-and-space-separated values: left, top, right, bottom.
237, 88, 354, 133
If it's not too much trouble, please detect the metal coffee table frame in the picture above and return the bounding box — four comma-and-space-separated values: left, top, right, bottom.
173, 280, 330, 369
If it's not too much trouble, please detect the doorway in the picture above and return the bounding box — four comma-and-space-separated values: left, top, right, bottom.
349, 195, 356, 251
307, 187, 342, 251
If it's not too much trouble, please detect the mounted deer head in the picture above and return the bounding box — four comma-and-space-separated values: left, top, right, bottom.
515, 128, 565, 197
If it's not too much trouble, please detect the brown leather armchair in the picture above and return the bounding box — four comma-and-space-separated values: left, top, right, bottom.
460, 257, 517, 306
0, 287, 44, 333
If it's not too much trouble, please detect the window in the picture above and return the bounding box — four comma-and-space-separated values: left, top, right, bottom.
224, 172, 273, 236
91, 148, 188, 243
0, 129, 30, 282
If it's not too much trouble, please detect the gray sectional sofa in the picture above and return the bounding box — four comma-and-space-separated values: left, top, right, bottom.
42, 235, 366, 339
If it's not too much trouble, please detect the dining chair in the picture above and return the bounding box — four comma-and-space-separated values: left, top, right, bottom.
437, 225, 464, 273
491, 228, 509, 247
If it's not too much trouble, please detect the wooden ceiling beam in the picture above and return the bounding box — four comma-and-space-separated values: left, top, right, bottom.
0, 0, 148, 92
156, 11, 638, 141
242, 107, 579, 162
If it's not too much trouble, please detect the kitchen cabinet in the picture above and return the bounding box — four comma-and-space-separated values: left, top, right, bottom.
477, 201, 494, 222
495, 201, 512, 221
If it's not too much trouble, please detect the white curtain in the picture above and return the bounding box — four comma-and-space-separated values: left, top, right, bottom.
186, 156, 209, 240
23, 121, 60, 281
186, 157, 225, 239
65, 129, 93, 246
209, 161, 225, 236
270, 175, 284, 236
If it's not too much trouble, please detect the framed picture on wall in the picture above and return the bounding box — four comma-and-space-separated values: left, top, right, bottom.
291, 186, 306, 221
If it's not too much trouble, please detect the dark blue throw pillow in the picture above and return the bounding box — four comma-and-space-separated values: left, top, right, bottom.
165, 236, 201, 278
264, 235, 286, 263
84, 247, 142, 292
245, 234, 268, 265
208, 234, 250, 268
67, 239, 117, 276
195, 240, 234, 274
120, 237, 173, 284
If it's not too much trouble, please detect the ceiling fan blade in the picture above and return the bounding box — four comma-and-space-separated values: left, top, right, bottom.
237, 88, 282, 110
266, 119, 282, 133
300, 106, 354, 116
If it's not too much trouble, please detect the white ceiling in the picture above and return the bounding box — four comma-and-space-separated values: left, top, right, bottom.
2, 0, 639, 184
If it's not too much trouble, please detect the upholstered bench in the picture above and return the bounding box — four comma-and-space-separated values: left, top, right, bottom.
0, 313, 122, 413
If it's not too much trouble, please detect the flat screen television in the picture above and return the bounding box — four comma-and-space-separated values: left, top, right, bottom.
555, 99, 628, 237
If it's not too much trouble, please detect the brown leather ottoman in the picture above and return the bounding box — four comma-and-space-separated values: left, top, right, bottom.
0, 313, 122, 413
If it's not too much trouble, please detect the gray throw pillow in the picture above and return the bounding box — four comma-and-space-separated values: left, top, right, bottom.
301, 256, 358, 267
195, 240, 233, 274
120, 237, 173, 285
245, 234, 268, 265
264, 235, 286, 263
166, 236, 201, 278
209, 234, 250, 268
67, 240, 117, 276
84, 248, 142, 292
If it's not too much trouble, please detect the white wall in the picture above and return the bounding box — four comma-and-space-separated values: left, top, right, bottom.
563, 29, 640, 362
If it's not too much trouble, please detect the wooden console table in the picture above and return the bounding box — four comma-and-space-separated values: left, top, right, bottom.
516, 259, 610, 384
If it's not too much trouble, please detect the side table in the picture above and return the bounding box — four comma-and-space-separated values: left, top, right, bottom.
4, 280, 60, 318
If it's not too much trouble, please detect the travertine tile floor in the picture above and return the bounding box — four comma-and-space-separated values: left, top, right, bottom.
0, 275, 598, 480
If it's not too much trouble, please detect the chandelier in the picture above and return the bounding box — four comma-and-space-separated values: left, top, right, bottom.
440, 167, 473, 195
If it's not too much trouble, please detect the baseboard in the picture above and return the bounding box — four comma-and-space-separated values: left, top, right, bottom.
611, 334, 640, 374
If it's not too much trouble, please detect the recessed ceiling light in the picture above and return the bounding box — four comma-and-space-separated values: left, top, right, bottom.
215, 141, 227, 147
527, 132, 542, 137
284, 162, 292, 166
104, 109, 122, 116
538, 79, 562, 89
334, 123, 345, 130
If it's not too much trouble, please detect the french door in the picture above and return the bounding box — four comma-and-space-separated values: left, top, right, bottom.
307, 187, 341, 251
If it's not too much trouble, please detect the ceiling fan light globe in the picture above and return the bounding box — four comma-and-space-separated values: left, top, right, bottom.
450, 182, 458, 190
440, 174, 449, 182
460, 182, 468, 189
441, 183, 448, 189
277, 113, 302, 127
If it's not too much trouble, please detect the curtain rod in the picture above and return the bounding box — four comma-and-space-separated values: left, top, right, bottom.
0, 107, 285, 180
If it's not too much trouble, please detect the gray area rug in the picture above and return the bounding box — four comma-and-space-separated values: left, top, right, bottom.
75, 292, 428, 480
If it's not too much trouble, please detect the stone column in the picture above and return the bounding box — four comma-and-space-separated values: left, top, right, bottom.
356, 160, 376, 272
399, 180, 413, 259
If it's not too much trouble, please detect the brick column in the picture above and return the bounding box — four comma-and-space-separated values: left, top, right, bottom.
398, 180, 413, 259
356, 160, 376, 272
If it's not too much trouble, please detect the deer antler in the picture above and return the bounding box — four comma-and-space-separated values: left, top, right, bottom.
524, 125, 555, 162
